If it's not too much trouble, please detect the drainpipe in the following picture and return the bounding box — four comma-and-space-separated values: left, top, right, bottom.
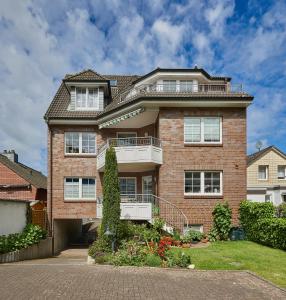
48, 126, 54, 252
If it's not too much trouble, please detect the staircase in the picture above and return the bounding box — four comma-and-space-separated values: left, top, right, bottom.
96, 194, 188, 234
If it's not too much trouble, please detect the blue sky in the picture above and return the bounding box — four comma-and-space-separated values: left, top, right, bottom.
0, 0, 286, 174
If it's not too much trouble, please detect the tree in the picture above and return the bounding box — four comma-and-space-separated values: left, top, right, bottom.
101, 147, 121, 241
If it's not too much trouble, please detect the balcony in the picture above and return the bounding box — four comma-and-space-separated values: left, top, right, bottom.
96, 194, 189, 233
97, 137, 163, 172
120, 83, 245, 103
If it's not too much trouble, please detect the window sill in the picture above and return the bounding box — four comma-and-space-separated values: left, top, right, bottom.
184, 194, 223, 199
184, 143, 223, 147
64, 154, 97, 158
64, 199, 97, 203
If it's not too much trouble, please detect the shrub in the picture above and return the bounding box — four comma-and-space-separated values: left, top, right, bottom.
276, 203, 286, 218
152, 218, 165, 233
239, 200, 274, 236
239, 201, 286, 250
172, 230, 181, 241
111, 240, 147, 266
145, 254, 162, 267
101, 147, 121, 243
88, 237, 111, 258
157, 236, 172, 258
210, 202, 232, 241
187, 230, 203, 242
166, 250, 192, 268
250, 218, 286, 250
0, 224, 47, 254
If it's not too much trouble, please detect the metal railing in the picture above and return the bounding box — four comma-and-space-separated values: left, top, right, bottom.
97, 194, 188, 233
98, 136, 162, 154
120, 83, 244, 102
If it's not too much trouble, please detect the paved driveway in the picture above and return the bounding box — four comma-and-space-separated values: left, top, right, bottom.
0, 256, 285, 300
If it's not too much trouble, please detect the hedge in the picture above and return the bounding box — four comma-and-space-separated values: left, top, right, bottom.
239, 201, 286, 250
0, 224, 47, 254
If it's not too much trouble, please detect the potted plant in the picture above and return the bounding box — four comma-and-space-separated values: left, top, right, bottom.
181, 236, 191, 248
188, 230, 203, 244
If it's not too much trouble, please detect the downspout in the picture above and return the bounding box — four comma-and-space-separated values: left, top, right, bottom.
48, 126, 54, 252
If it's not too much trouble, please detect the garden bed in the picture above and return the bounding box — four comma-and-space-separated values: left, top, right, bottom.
88, 220, 208, 269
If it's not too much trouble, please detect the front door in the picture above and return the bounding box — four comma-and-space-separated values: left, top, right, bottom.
142, 175, 152, 202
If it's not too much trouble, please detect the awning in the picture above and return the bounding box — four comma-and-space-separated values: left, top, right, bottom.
99, 108, 145, 129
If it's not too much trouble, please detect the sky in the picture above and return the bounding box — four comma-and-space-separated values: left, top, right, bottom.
0, 0, 286, 174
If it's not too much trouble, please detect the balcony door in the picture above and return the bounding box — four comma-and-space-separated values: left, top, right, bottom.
142, 175, 153, 202
117, 132, 137, 146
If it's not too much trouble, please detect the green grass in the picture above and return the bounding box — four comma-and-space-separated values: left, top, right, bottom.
171, 241, 286, 287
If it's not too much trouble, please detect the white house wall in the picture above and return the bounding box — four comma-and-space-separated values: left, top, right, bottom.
0, 201, 27, 236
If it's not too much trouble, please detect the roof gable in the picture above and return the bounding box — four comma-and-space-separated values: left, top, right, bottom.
64, 69, 108, 82
0, 155, 47, 189
247, 146, 286, 166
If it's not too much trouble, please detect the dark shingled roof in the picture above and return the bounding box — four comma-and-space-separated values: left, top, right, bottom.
64, 69, 108, 81
247, 146, 286, 166
0, 155, 47, 189
44, 68, 252, 121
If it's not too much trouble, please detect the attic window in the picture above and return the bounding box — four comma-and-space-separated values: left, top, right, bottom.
75, 87, 99, 110
110, 80, 117, 87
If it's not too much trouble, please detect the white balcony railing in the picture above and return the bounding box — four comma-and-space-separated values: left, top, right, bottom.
120, 83, 244, 102
97, 137, 163, 171
96, 194, 188, 233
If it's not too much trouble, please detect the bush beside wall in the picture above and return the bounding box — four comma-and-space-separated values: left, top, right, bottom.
239, 201, 285, 250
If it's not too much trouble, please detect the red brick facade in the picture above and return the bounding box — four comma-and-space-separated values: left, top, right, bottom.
48, 107, 246, 232
158, 107, 246, 231
0, 162, 42, 201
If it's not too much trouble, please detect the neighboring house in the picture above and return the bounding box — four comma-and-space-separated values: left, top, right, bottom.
247, 146, 286, 206
45, 68, 253, 252
0, 150, 47, 230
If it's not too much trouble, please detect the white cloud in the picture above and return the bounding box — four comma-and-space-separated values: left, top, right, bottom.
0, 0, 286, 173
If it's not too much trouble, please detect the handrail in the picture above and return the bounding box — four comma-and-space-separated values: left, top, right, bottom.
120, 83, 244, 102
97, 194, 188, 233
98, 136, 162, 154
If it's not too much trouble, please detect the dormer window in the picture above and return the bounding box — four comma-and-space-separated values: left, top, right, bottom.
75, 87, 99, 110
163, 80, 176, 92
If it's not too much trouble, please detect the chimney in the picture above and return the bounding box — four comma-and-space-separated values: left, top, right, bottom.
1, 150, 18, 163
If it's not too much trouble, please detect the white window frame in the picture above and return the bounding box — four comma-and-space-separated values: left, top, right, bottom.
65, 132, 96, 155
64, 177, 96, 201
119, 177, 137, 195
184, 171, 223, 196
75, 87, 100, 111
277, 165, 286, 180
184, 117, 222, 144
258, 165, 268, 181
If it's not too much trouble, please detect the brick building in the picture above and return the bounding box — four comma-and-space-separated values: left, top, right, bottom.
45, 68, 253, 252
0, 150, 47, 228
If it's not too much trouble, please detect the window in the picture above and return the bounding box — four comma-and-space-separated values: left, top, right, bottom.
116, 132, 137, 146
163, 80, 176, 92
184, 117, 221, 143
180, 80, 193, 92
265, 194, 271, 202
110, 80, 117, 87
258, 165, 268, 180
119, 178, 136, 195
65, 132, 96, 155
75, 87, 99, 110
278, 166, 286, 179
184, 171, 222, 195
64, 177, 96, 200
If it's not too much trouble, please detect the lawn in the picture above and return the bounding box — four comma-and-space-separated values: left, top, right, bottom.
171, 241, 286, 288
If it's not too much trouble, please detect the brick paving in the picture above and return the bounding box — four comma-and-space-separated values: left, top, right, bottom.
0, 258, 285, 300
